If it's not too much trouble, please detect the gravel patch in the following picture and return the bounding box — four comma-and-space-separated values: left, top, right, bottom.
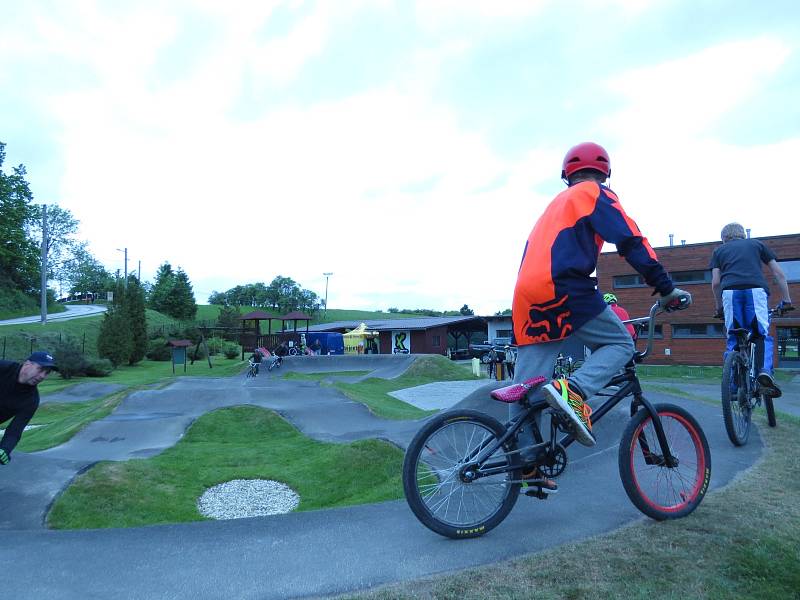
197, 479, 300, 520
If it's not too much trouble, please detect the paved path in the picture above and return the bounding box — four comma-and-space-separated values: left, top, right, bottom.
0, 304, 107, 326
0, 358, 769, 599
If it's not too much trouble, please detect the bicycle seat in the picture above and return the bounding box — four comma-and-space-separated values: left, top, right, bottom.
491, 376, 546, 403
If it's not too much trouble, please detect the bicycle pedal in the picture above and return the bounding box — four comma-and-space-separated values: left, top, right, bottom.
521, 486, 553, 499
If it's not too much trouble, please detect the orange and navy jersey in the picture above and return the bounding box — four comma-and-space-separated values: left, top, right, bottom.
512, 181, 673, 346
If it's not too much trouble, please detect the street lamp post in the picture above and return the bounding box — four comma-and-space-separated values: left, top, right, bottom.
323, 272, 333, 318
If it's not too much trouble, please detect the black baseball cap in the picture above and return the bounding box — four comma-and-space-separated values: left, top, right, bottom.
27, 351, 58, 371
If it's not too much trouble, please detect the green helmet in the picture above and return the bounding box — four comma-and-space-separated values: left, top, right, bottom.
603, 293, 618, 305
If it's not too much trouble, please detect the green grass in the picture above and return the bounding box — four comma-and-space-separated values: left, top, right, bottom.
0, 356, 248, 453
637, 364, 797, 384
333, 355, 483, 420
0, 308, 176, 361
12, 389, 132, 452
47, 405, 405, 529
35, 355, 247, 394
346, 399, 800, 599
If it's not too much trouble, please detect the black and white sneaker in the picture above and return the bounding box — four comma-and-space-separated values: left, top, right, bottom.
757, 372, 782, 398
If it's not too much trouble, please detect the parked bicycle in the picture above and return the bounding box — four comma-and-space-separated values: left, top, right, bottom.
402, 300, 711, 539
720, 304, 794, 446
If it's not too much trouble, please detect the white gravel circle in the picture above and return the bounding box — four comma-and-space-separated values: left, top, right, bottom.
197, 479, 300, 520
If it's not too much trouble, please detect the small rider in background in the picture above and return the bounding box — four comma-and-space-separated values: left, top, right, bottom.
603, 293, 637, 341
249, 348, 265, 375
710, 222, 793, 396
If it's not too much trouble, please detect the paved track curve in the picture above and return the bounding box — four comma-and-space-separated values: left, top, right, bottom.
0, 356, 764, 599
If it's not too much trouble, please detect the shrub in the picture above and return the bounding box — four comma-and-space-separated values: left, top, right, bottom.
206, 337, 225, 356
84, 358, 113, 377
146, 338, 172, 361
53, 337, 88, 380
190, 343, 207, 360
223, 342, 241, 359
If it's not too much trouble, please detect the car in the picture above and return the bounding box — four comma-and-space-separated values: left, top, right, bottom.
468, 338, 513, 363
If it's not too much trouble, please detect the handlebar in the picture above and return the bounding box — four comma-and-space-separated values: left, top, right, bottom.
771, 304, 795, 317
622, 300, 690, 362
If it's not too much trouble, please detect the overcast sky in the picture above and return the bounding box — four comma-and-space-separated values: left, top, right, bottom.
2, 1, 798, 314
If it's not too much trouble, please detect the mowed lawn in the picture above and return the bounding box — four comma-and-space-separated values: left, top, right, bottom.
48, 405, 404, 529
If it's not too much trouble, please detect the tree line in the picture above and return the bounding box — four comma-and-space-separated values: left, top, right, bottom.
208, 276, 320, 315
0, 140, 198, 321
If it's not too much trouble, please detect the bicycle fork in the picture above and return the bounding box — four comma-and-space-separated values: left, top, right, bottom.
630, 393, 678, 468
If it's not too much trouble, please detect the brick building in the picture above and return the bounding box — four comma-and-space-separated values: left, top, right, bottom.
596, 233, 800, 367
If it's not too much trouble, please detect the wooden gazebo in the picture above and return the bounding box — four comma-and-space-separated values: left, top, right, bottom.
239, 310, 281, 335
281, 311, 312, 332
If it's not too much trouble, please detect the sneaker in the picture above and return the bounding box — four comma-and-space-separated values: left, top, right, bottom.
541, 378, 596, 447
757, 372, 782, 398
521, 466, 558, 493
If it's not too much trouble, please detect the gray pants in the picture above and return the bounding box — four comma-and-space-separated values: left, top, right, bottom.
510, 306, 635, 457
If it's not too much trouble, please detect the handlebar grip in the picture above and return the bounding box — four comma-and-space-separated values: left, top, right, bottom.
665, 295, 691, 312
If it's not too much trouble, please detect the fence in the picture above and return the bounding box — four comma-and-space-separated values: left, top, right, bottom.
1, 332, 88, 361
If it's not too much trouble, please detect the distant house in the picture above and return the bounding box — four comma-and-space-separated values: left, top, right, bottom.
308, 316, 487, 355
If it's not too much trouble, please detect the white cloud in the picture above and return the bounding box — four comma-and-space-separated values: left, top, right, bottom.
5, 3, 800, 314
599, 36, 798, 249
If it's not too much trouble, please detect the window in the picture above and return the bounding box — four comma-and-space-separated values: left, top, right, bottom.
669, 270, 712, 284
777, 326, 799, 360
495, 329, 512, 338
432, 335, 441, 347
779, 259, 800, 283
671, 323, 725, 338
639, 324, 664, 339
613, 274, 645, 288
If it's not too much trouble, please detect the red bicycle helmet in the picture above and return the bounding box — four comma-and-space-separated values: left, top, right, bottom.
561, 142, 611, 180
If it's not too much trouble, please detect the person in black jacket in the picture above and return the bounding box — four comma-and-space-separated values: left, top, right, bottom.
0, 351, 58, 465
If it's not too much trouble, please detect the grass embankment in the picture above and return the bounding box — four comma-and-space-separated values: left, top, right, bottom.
16, 389, 131, 452
332, 355, 483, 420
0, 308, 177, 360
0, 355, 249, 452
48, 405, 404, 529
637, 364, 795, 384
346, 404, 800, 599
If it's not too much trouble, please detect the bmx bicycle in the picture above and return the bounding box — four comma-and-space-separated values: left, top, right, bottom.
720, 304, 794, 446
402, 300, 711, 539
245, 359, 260, 378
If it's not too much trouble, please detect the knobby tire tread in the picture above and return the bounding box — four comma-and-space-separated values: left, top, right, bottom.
403, 409, 521, 539
721, 352, 750, 446
618, 402, 711, 521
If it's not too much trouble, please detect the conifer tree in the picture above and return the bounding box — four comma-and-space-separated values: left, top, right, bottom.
167, 268, 197, 321
97, 281, 132, 367
124, 276, 147, 364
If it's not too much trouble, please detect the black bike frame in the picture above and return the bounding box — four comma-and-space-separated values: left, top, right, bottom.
468, 303, 679, 478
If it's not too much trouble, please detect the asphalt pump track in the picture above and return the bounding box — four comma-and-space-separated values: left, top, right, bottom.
1, 355, 764, 599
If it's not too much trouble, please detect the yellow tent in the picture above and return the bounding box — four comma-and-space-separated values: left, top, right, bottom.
343, 323, 379, 354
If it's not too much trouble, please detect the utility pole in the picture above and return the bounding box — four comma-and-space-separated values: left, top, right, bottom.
323, 272, 333, 318
117, 247, 128, 288
138, 260, 141, 281
40, 204, 48, 324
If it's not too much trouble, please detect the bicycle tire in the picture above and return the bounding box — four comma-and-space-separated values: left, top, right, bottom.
764, 396, 777, 427
618, 402, 711, 521
403, 409, 521, 539
721, 352, 751, 446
